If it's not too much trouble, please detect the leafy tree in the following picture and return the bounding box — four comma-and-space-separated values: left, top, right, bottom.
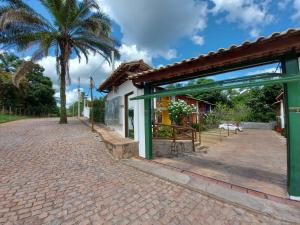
192, 78, 229, 105
0, 0, 119, 123
0, 52, 20, 72
0, 62, 58, 116
244, 84, 282, 122
195, 79, 229, 104
91, 97, 105, 123
23, 64, 57, 115
0, 71, 24, 108
68, 100, 84, 117
165, 83, 184, 89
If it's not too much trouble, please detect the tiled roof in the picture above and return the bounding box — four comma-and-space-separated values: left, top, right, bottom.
98, 60, 151, 91
129, 28, 300, 80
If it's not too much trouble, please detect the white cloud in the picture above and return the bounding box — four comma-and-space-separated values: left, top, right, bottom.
247, 67, 280, 76
54, 88, 83, 107
118, 44, 152, 64
38, 44, 152, 91
191, 35, 205, 45
210, 0, 274, 38
277, 0, 300, 20
292, 0, 300, 19
159, 49, 178, 60
38, 43, 153, 105
278, 0, 291, 10
98, 0, 208, 52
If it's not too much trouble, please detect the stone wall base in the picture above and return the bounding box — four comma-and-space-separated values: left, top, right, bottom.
153, 139, 194, 157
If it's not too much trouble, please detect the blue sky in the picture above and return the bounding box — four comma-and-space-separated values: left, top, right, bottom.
14, 0, 300, 104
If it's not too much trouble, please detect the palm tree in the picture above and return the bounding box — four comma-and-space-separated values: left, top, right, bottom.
0, 52, 20, 72
0, 0, 119, 123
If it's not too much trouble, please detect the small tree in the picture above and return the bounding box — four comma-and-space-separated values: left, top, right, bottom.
168, 100, 195, 125
230, 103, 251, 125
91, 98, 105, 123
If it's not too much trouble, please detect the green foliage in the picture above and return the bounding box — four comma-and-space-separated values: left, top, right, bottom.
192, 79, 229, 105
243, 85, 282, 122
165, 77, 281, 123
190, 123, 206, 131
67, 101, 84, 117
0, 114, 29, 123
23, 65, 58, 115
0, 55, 58, 116
156, 126, 173, 138
204, 103, 230, 127
0, 52, 21, 72
203, 103, 250, 127
128, 129, 134, 139
168, 100, 195, 125
90, 97, 105, 123
0, 0, 119, 123
229, 103, 251, 124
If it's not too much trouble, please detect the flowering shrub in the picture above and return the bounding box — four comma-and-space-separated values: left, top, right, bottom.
168, 100, 195, 125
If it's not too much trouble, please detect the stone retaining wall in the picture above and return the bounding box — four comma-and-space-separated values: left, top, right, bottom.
153, 139, 194, 157
240, 121, 276, 130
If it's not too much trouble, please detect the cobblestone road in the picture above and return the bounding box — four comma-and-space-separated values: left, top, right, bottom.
0, 118, 292, 225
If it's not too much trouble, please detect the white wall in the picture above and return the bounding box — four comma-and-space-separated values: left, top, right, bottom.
106, 81, 146, 158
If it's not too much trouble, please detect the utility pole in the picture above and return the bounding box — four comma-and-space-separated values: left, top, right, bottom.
78, 77, 80, 118
90, 77, 94, 131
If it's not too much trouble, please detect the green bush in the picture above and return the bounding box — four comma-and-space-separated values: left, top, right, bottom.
168, 100, 195, 125
90, 98, 105, 123
156, 126, 173, 138
190, 123, 206, 131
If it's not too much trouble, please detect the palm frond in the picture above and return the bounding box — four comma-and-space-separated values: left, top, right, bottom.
12, 60, 34, 87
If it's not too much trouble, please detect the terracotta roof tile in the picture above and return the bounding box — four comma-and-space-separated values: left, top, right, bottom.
129, 28, 300, 80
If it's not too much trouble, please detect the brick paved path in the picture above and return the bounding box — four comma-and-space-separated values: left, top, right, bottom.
0, 119, 292, 225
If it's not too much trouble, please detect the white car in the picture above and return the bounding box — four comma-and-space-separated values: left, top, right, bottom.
219, 123, 243, 132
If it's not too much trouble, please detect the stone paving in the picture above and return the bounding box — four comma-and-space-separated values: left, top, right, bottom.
155, 129, 287, 197
0, 118, 293, 225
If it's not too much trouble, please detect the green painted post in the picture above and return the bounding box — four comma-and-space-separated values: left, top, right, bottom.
144, 84, 153, 160
282, 55, 300, 198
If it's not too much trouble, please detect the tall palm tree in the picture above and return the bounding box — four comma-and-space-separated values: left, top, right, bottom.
0, 0, 119, 123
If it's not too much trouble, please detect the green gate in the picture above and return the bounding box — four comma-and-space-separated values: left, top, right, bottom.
132, 56, 300, 198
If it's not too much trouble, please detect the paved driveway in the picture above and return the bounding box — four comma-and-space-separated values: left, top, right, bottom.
155, 129, 287, 197
0, 119, 291, 225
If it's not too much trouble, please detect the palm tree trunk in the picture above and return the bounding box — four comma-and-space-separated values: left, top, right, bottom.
59, 58, 68, 124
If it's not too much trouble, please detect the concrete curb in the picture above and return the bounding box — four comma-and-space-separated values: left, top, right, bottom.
123, 158, 300, 224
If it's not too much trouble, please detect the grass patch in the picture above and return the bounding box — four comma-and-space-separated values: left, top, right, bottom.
0, 114, 29, 123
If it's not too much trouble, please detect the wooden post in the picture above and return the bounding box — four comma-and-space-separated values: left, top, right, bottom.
192, 130, 195, 152
198, 113, 201, 144
227, 124, 230, 136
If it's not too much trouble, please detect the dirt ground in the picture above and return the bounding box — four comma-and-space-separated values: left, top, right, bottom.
155, 129, 287, 197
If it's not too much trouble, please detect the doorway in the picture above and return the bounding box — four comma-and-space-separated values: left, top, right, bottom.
125, 92, 134, 139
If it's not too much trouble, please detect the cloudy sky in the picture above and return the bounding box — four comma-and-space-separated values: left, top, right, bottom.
20, 0, 300, 106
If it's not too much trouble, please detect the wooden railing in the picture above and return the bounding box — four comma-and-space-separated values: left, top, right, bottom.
152, 123, 197, 151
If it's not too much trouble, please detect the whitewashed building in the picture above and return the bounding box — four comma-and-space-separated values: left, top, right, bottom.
98, 60, 151, 158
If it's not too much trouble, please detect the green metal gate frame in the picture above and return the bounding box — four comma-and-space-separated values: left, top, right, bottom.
132, 54, 300, 198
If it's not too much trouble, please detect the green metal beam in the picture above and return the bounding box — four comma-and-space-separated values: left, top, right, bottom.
282, 56, 300, 198
147, 57, 282, 86
131, 73, 300, 100
144, 84, 153, 160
